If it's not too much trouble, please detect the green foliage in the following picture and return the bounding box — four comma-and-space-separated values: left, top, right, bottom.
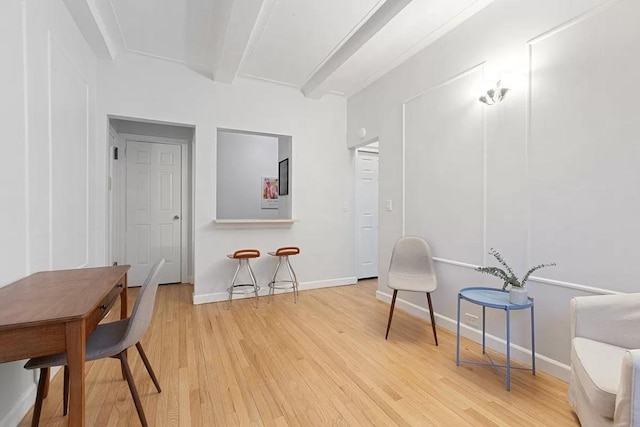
475, 248, 556, 290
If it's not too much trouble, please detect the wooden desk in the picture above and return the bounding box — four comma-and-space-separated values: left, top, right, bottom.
0, 265, 130, 427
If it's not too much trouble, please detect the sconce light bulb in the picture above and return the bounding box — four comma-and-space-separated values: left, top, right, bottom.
478, 81, 509, 105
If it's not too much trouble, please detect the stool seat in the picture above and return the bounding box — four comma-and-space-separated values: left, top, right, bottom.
227, 249, 260, 259
267, 246, 300, 303
227, 249, 261, 308
268, 247, 300, 257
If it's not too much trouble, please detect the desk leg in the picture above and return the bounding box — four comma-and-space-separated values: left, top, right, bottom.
120, 275, 128, 319
456, 295, 461, 366
506, 308, 511, 392
120, 276, 128, 380
531, 303, 536, 375
66, 320, 86, 427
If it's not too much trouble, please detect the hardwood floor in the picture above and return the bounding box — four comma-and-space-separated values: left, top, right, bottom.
20, 280, 579, 426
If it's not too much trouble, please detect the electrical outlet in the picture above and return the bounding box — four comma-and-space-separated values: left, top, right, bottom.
464, 313, 479, 326
386, 200, 393, 211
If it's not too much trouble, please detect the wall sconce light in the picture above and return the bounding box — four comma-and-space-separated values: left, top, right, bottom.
479, 80, 509, 105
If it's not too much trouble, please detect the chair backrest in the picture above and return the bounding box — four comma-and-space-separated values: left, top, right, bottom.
122, 259, 165, 349
389, 236, 436, 277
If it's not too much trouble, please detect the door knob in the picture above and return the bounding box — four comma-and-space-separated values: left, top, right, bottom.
173, 215, 180, 220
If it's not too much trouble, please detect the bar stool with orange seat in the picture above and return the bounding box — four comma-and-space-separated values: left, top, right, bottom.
267, 246, 300, 302
226, 249, 261, 308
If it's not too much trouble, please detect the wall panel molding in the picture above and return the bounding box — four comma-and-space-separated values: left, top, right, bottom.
525, 0, 631, 291
48, 32, 90, 269
431, 257, 615, 295
402, 62, 487, 266
22, 0, 31, 275
527, 0, 619, 46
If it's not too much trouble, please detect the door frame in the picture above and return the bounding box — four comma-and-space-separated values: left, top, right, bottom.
107, 128, 194, 284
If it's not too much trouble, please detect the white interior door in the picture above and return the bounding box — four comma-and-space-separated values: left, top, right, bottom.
126, 140, 182, 285
356, 151, 379, 279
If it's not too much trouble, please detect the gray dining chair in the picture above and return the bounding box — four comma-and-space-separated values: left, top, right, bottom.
24, 259, 165, 427
385, 236, 439, 345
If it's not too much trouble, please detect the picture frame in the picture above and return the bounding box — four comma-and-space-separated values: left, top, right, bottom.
261, 176, 279, 209
279, 158, 289, 196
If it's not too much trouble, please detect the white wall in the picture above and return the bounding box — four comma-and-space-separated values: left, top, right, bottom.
278, 136, 293, 219
348, 0, 637, 380
217, 131, 279, 220
0, 0, 100, 424
97, 53, 355, 304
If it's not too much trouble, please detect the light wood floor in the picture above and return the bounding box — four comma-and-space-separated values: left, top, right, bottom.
20, 280, 579, 426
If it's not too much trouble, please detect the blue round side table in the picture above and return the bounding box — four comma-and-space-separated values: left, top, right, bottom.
455, 287, 535, 391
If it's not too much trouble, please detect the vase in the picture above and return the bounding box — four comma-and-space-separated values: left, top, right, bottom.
509, 287, 528, 305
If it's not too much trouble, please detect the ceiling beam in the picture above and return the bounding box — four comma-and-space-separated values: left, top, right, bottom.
300, 0, 412, 99
213, 0, 269, 84
62, 0, 125, 60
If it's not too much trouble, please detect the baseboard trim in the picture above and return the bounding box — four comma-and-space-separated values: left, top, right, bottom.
376, 290, 571, 382
0, 382, 37, 427
193, 277, 358, 305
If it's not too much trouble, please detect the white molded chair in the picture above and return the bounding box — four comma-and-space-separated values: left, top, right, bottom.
569, 293, 640, 426
25, 259, 166, 427
385, 236, 438, 345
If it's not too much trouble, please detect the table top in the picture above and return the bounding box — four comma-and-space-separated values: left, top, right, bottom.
0, 265, 130, 329
459, 287, 533, 309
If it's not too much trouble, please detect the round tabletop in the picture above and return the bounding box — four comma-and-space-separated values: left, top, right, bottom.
459, 287, 533, 310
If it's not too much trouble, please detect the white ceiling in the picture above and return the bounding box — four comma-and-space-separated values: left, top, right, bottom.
71, 0, 494, 98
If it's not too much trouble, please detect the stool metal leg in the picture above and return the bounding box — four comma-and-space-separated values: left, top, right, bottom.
268, 258, 282, 302
227, 262, 241, 310
247, 260, 259, 308
285, 256, 300, 300
284, 256, 298, 303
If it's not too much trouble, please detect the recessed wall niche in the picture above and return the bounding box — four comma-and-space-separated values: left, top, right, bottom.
216, 128, 292, 220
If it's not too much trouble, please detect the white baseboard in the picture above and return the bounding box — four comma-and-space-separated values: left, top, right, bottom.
0, 366, 62, 427
376, 290, 571, 382
0, 382, 36, 427
193, 277, 358, 305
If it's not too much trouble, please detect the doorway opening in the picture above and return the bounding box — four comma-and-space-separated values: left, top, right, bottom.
107, 117, 195, 286
355, 140, 379, 280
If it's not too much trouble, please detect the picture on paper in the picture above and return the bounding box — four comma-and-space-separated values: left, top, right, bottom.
261, 176, 279, 209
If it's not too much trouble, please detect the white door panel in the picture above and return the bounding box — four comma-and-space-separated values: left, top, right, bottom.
126, 141, 181, 285
356, 152, 379, 279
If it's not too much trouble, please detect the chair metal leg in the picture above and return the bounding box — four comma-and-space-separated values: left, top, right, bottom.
63, 365, 70, 416
118, 352, 149, 427
227, 262, 241, 310
427, 293, 438, 346
136, 342, 161, 393
31, 367, 49, 427
385, 290, 398, 339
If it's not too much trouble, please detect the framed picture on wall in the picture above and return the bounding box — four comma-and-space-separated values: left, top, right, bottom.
261, 176, 279, 209
279, 158, 289, 196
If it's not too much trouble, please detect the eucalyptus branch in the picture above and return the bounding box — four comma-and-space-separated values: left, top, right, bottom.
475, 266, 509, 282
489, 248, 515, 277
521, 263, 556, 287
475, 250, 556, 290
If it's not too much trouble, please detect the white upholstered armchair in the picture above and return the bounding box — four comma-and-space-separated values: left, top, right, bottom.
569, 293, 640, 426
